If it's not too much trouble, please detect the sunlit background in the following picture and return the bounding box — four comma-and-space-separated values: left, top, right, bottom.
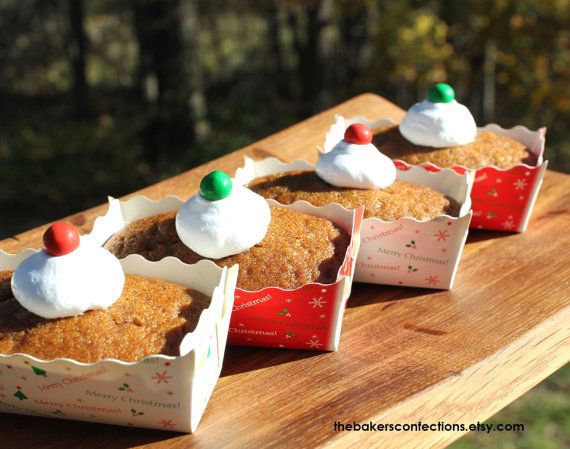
0, 1, 568, 446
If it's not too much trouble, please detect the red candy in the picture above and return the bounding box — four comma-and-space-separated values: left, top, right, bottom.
43, 222, 80, 256
344, 123, 373, 145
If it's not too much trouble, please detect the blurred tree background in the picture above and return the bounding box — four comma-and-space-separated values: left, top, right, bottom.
1, 0, 569, 238
0, 1, 568, 446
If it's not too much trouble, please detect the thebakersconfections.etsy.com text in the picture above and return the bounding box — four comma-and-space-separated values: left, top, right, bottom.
333, 421, 524, 434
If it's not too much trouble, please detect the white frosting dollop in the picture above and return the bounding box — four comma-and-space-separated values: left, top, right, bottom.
176, 185, 271, 259
11, 241, 125, 319
316, 140, 397, 189
399, 99, 477, 148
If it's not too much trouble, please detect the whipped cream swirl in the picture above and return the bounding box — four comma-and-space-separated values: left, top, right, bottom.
11, 240, 125, 319
399, 99, 477, 148
176, 183, 271, 259
316, 137, 396, 189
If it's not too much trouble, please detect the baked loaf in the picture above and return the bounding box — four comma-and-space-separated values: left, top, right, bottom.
0, 270, 12, 303
374, 124, 533, 169
0, 273, 210, 363
247, 170, 460, 221
105, 207, 350, 291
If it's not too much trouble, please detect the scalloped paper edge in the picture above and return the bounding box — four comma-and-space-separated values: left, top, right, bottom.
0, 250, 238, 432
91, 195, 362, 288
327, 115, 547, 171
88, 195, 363, 350
234, 157, 473, 289
236, 156, 474, 219
0, 251, 236, 363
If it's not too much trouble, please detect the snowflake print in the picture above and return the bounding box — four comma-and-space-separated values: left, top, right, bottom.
434, 229, 450, 242
285, 298, 293, 303
151, 371, 173, 384
319, 314, 326, 319
513, 178, 528, 190
158, 419, 176, 429
502, 219, 515, 230
321, 288, 327, 293
425, 275, 439, 286
238, 323, 245, 327
306, 338, 323, 349
309, 297, 326, 308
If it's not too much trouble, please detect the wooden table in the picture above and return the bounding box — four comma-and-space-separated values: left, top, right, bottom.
1, 94, 568, 449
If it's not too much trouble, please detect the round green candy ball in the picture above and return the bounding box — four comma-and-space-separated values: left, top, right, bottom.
200, 170, 232, 201
427, 83, 455, 103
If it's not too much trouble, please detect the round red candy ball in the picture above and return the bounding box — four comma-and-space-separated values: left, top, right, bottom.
43, 222, 80, 256
344, 123, 373, 145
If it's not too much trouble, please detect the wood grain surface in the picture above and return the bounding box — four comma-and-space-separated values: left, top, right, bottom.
0, 93, 568, 449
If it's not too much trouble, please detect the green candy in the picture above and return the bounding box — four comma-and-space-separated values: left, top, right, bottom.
200, 170, 232, 201
427, 83, 455, 103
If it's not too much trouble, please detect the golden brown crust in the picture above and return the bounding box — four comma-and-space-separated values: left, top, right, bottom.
374, 125, 533, 169
247, 171, 460, 221
0, 270, 12, 303
0, 272, 210, 363
104, 208, 350, 291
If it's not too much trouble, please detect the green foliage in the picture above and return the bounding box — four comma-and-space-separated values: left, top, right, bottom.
450, 364, 570, 449
0, 99, 146, 235
0, 0, 567, 224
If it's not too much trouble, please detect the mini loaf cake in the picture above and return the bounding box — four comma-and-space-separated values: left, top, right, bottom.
0, 272, 210, 363
0, 270, 12, 303
104, 171, 350, 291
0, 223, 210, 363
374, 83, 533, 169
248, 171, 459, 221
246, 123, 460, 221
